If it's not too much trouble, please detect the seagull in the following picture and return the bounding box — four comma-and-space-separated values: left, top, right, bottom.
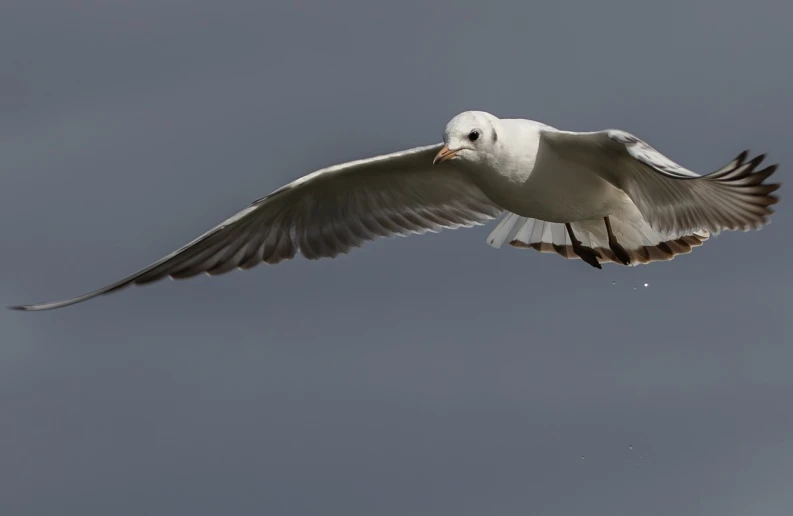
10, 111, 780, 311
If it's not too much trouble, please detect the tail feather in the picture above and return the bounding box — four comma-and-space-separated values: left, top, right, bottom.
487, 212, 709, 266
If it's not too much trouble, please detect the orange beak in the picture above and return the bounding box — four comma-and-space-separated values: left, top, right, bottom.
433, 145, 458, 165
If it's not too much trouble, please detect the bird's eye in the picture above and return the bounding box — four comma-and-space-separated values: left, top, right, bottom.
468, 130, 480, 142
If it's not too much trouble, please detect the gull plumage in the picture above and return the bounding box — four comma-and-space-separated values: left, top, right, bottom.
11, 110, 780, 311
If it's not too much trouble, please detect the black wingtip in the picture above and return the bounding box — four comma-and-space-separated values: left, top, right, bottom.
7, 305, 31, 311
748, 153, 767, 168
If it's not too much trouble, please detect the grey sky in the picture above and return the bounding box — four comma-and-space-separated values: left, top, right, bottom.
1, 0, 791, 515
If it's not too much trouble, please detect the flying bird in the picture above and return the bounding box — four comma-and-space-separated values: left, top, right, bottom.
10, 111, 780, 311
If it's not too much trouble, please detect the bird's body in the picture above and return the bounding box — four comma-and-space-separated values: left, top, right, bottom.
460, 117, 630, 223
11, 110, 781, 311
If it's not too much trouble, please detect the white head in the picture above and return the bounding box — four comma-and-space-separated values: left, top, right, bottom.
433, 111, 500, 167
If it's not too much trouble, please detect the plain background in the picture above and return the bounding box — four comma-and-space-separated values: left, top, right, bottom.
1, 1, 791, 515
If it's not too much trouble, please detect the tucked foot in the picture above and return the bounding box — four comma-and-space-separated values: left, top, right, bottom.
609, 241, 631, 266
604, 216, 631, 266
565, 222, 602, 269
573, 244, 603, 269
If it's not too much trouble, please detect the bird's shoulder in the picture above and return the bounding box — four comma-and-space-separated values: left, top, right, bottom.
500, 118, 558, 133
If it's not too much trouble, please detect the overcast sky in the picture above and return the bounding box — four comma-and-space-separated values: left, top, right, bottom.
1, 1, 792, 515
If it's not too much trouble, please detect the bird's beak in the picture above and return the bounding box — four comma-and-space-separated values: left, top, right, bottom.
433, 145, 458, 165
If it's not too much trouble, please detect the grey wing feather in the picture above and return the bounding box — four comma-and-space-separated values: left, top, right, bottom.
541, 129, 781, 237
11, 144, 502, 311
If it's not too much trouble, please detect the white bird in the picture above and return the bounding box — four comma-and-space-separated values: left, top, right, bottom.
11, 111, 780, 311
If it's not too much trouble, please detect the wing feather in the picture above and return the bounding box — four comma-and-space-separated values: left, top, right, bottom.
541, 129, 781, 237
11, 144, 502, 311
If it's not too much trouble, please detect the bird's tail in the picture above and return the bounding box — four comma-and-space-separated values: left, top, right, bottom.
487, 211, 710, 266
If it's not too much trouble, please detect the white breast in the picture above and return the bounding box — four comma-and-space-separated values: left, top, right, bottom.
469, 119, 631, 223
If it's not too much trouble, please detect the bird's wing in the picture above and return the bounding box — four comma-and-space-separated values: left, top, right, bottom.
539, 129, 780, 237
12, 143, 502, 311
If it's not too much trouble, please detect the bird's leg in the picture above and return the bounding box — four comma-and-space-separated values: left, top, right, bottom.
565, 223, 602, 269
604, 216, 631, 266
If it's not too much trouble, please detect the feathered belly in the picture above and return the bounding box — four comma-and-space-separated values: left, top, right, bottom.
478, 163, 631, 223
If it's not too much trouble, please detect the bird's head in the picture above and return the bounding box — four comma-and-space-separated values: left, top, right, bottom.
434, 111, 500, 167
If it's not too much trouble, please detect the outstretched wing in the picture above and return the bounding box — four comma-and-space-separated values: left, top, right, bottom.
540, 129, 781, 237
12, 143, 502, 311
